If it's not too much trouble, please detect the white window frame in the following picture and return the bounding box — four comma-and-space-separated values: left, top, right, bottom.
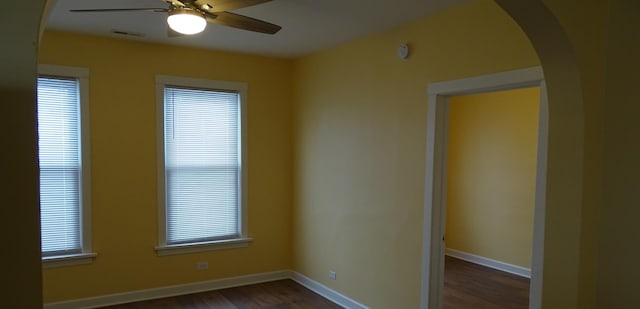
155, 75, 250, 256
38, 64, 96, 268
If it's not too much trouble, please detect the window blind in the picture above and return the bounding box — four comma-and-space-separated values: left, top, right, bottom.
37, 76, 82, 256
164, 86, 241, 244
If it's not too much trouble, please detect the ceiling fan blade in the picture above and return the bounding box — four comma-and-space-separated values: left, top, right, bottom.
195, 0, 272, 12
205, 11, 281, 34
70, 8, 168, 13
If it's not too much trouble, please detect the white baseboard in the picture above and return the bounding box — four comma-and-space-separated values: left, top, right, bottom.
44, 270, 369, 309
290, 271, 369, 309
44, 270, 290, 309
445, 248, 531, 278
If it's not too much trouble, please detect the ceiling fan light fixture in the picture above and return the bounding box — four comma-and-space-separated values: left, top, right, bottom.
167, 8, 206, 35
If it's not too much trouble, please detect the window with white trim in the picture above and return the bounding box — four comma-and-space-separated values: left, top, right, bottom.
156, 76, 249, 255
37, 65, 95, 267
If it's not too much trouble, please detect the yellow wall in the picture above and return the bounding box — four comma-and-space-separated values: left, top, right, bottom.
38, 31, 293, 303
292, 1, 539, 307
446, 88, 539, 268
599, 0, 640, 307
541, 2, 610, 306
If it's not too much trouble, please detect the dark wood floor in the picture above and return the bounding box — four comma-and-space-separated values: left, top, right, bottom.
99, 279, 341, 309
444, 256, 530, 309
98, 258, 527, 309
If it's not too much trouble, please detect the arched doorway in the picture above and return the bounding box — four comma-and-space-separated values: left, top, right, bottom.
1, 0, 49, 307
494, 2, 587, 308
419, 1, 587, 308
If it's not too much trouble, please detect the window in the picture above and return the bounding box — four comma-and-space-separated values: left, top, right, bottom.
37, 64, 95, 267
156, 76, 249, 255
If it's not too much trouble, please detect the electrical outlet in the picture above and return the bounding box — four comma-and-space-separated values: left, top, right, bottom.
329, 271, 337, 280
197, 261, 208, 270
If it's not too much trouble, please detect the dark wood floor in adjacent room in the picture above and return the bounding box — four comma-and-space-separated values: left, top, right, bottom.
99, 279, 342, 309
444, 255, 530, 309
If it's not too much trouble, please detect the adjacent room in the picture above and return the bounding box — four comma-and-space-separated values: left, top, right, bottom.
444, 87, 540, 309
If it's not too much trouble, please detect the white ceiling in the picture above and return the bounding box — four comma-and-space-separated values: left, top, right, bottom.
45, 0, 470, 58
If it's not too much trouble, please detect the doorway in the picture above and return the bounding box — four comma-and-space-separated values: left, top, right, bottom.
421, 67, 548, 309
444, 87, 540, 308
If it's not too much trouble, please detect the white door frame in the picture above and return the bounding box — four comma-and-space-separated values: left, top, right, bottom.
420, 67, 548, 309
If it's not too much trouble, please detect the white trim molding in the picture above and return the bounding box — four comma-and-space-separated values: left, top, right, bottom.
38, 64, 95, 267
445, 248, 531, 278
42, 253, 97, 269
155, 238, 253, 256
427, 66, 544, 96
43, 270, 370, 309
290, 272, 370, 309
44, 270, 290, 309
154, 74, 250, 255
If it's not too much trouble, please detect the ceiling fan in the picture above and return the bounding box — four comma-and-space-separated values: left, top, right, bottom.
70, 0, 282, 35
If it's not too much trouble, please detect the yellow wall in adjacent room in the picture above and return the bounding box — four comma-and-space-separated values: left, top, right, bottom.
446, 87, 539, 268
38, 31, 293, 303
291, 0, 539, 307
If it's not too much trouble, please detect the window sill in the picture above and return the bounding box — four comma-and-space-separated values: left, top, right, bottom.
155, 238, 253, 256
42, 252, 97, 269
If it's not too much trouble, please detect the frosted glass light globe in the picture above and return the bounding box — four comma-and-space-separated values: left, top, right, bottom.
167, 9, 206, 35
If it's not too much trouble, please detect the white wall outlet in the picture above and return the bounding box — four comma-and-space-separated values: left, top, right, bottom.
329, 270, 337, 280
196, 261, 208, 270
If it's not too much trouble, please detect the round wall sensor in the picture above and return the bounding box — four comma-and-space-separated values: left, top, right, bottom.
397, 44, 410, 60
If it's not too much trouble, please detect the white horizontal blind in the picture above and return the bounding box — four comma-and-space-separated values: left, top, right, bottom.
164, 86, 241, 244
37, 76, 82, 256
